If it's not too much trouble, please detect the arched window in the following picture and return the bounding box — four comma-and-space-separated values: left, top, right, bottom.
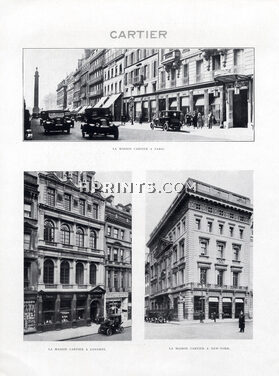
44, 220, 55, 242
89, 230, 97, 249
76, 227, 84, 247
60, 260, 70, 284
61, 224, 70, 245
44, 259, 54, 284
90, 263, 97, 285
76, 262, 84, 285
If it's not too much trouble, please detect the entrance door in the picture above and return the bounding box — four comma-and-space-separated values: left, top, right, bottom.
209, 302, 219, 319
90, 300, 100, 322
222, 302, 232, 319
235, 302, 244, 318
233, 89, 248, 127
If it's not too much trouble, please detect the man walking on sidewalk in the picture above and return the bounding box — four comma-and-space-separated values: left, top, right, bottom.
239, 311, 245, 332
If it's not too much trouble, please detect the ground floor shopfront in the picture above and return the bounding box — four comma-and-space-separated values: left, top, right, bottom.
123, 78, 253, 128
150, 287, 252, 321
105, 291, 131, 322
24, 292, 38, 334
36, 286, 105, 332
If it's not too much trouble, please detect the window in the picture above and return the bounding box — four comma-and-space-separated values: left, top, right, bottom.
219, 209, 224, 216
107, 246, 111, 261
113, 228, 119, 239
239, 228, 244, 239
195, 218, 201, 230
90, 263, 97, 285
76, 227, 84, 247
44, 259, 54, 284
44, 220, 55, 242
183, 64, 188, 79
47, 187, 55, 207
177, 224, 180, 237
200, 239, 208, 256
233, 272, 239, 287
64, 194, 71, 211
182, 219, 186, 232
76, 262, 84, 285
217, 270, 224, 286
212, 55, 221, 70
179, 240, 185, 258
218, 223, 224, 235
229, 226, 234, 237
196, 60, 203, 82
107, 226, 111, 236
120, 230, 125, 240
79, 199, 85, 215
89, 230, 97, 249
24, 203, 32, 218
179, 269, 184, 285
208, 206, 213, 213
230, 213, 234, 219
113, 248, 118, 262
120, 249, 124, 262
24, 233, 31, 249
200, 268, 207, 285
114, 272, 119, 290
61, 224, 70, 245
207, 221, 213, 233
233, 245, 240, 261
196, 204, 201, 210
87, 176, 92, 192
60, 261, 70, 284
172, 228, 176, 240
217, 242, 225, 259
173, 246, 178, 263
93, 203, 98, 219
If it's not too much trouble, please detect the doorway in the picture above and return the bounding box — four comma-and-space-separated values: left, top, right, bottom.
90, 300, 100, 322
233, 89, 248, 127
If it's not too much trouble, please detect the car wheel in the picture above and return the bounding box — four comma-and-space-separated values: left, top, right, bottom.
89, 134, 94, 139
120, 326, 124, 333
158, 316, 164, 323
44, 129, 48, 135
150, 123, 154, 130
106, 328, 112, 336
114, 129, 119, 140
98, 328, 102, 334
163, 122, 169, 131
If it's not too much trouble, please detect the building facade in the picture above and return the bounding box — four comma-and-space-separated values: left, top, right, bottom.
56, 79, 67, 109
66, 72, 75, 110
147, 178, 253, 321
24, 172, 39, 333
105, 196, 132, 322
88, 49, 105, 107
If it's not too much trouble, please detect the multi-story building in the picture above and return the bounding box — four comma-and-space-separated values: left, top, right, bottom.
123, 49, 159, 122
73, 59, 83, 109
157, 48, 254, 128
145, 253, 150, 314
88, 49, 105, 107
56, 79, 67, 109
24, 172, 39, 333
104, 196, 132, 322
147, 178, 253, 321
66, 72, 75, 111
36, 171, 106, 332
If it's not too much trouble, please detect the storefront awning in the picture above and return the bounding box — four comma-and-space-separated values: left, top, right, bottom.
195, 97, 204, 106
181, 97, 189, 106
223, 298, 232, 303
71, 105, 82, 113
214, 73, 250, 84
94, 96, 108, 108
78, 105, 88, 114
209, 297, 219, 302
235, 298, 244, 303
170, 100, 177, 108
102, 93, 121, 109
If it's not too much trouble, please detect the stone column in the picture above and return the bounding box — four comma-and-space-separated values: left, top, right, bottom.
204, 88, 209, 127
219, 295, 223, 319
248, 80, 252, 127
177, 93, 181, 111
54, 294, 61, 329
156, 95, 159, 117
71, 293, 77, 327
37, 294, 43, 331
205, 294, 209, 320
111, 269, 115, 292
54, 259, 60, 285
70, 260, 76, 285
232, 296, 236, 319
219, 86, 224, 126
177, 300, 184, 321
189, 90, 194, 112
84, 262, 90, 286
38, 257, 44, 285
226, 89, 234, 128
148, 97, 151, 122
166, 95, 169, 110
86, 294, 91, 325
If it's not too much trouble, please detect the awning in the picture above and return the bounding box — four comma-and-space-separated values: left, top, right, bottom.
214, 73, 250, 84
72, 105, 82, 113
102, 93, 122, 109
235, 298, 244, 303
170, 100, 177, 108
181, 97, 189, 106
195, 97, 204, 106
94, 96, 108, 108
77, 105, 88, 114
209, 297, 219, 302
222, 298, 232, 303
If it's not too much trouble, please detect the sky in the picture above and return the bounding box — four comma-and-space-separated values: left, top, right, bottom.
23, 49, 84, 110
145, 170, 253, 244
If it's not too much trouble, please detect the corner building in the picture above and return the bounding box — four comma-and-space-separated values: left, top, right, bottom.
36, 171, 106, 332
147, 178, 253, 321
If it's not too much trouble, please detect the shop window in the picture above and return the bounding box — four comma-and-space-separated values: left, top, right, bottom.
89, 230, 97, 249
60, 261, 70, 284
76, 262, 84, 285
60, 299, 71, 323
44, 220, 55, 242
61, 224, 70, 245
90, 263, 97, 285
44, 259, 54, 284
47, 187, 55, 207
42, 300, 55, 324
76, 227, 84, 247
76, 298, 86, 320
24, 233, 31, 249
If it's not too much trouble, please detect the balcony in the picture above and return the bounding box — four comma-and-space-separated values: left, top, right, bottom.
45, 284, 58, 288
161, 49, 181, 66
80, 81, 87, 88
88, 75, 103, 85
62, 284, 73, 289
132, 75, 144, 86
80, 92, 87, 99
89, 89, 102, 98
214, 65, 250, 83
77, 284, 88, 289
89, 60, 104, 73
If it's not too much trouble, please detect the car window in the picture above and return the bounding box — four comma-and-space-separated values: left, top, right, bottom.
48, 112, 64, 119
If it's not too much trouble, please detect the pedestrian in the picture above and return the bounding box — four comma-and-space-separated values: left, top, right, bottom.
208, 111, 213, 129
199, 310, 204, 323
192, 111, 198, 129
213, 312, 216, 322
239, 311, 245, 332
197, 112, 203, 128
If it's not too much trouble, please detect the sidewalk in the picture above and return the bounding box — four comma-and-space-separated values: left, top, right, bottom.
166, 318, 253, 325
117, 121, 254, 141
24, 320, 132, 341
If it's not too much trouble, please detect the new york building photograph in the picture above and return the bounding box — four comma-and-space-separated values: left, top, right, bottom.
24, 171, 132, 341
24, 48, 254, 142
145, 172, 253, 339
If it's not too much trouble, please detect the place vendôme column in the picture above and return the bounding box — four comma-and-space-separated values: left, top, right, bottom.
33, 67, 40, 115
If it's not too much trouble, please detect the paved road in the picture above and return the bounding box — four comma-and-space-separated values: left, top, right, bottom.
68, 326, 131, 341
30, 119, 228, 142
145, 321, 252, 340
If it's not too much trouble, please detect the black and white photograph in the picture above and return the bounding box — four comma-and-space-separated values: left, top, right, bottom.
23, 48, 254, 142
145, 171, 253, 339
24, 171, 132, 341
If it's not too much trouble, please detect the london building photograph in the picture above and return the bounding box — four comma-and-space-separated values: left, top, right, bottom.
145, 171, 253, 339
24, 171, 132, 341
23, 48, 254, 142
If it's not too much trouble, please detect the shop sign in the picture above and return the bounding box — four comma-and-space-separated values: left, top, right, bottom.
24, 300, 36, 330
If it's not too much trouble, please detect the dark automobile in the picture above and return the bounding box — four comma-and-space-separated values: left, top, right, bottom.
150, 110, 183, 131
98, 315, 124, 336
41, 110, 72, 135
24, 109, 33, 140
81, 108, 119, 140
145, 309, 174, 323
64, 111, 75, 128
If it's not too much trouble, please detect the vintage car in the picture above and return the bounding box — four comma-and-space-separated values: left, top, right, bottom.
81, 108, 119, 140
145, 309, 174, 323
98, 315, 124, 336
41, 110, 72, 134
64, 111, 75, 128
150, 110, 183, 131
